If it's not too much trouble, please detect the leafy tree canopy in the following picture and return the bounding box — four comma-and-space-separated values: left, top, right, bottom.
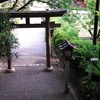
0, 0, 74, 11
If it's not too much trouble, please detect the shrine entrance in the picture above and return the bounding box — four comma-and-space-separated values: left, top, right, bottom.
2, 9, 67, 72
13, 27, 46, 66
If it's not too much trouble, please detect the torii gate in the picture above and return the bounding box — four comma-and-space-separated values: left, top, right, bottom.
4, 9, 67, 72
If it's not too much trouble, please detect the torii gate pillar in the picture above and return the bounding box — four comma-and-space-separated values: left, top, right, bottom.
45, 17, 53, 71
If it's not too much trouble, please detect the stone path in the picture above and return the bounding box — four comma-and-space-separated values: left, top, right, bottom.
0, 27, 74, 100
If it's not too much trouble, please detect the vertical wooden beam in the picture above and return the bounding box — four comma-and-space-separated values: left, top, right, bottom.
93, 0, 99, 45
45, 17, 53, 71
26, 17, 30, 25
46, 17, 51, 68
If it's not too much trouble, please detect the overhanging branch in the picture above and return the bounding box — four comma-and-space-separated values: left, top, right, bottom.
9, 0, 19, 11
0, 0, 9, 3
17, 0, 33, 11
17, 0, 53, 11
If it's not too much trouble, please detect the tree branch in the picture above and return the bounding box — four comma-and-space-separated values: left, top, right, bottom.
17, 0, 53, 11
9, 0, 19, 11
17, 0, 33, 11
88, 30, 93, 36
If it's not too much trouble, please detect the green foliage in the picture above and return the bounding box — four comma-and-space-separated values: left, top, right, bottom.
52, 29, 68, 48
52, 21, 79, 48
14, 18, 20, 24
50, 1, 100, 99
82, 75, 100, 100
52, 13, 100, 100
55, 0, 74, 9
50, 17, 61, 23
62, 10, 80, 27
71, 39, 100, 78
0, 13, 19, 58
73, 39, 100, 60
96, 11, 100, 21
86, 0, 96, 14
0, 13, 12, 32
86, 61, 100, 76
80, 0, 100, 38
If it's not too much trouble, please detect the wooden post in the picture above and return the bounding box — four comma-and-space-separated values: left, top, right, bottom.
6, 48, 15, 73
26, 17, 30, 25
45, 17, 53, 71
8, 56, 12, 69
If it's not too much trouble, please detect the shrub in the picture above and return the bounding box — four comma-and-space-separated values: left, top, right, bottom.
82, 75, 100, 100
0, 13, 19, 59
73, 39, 100, 60
52, 21, 79, 48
